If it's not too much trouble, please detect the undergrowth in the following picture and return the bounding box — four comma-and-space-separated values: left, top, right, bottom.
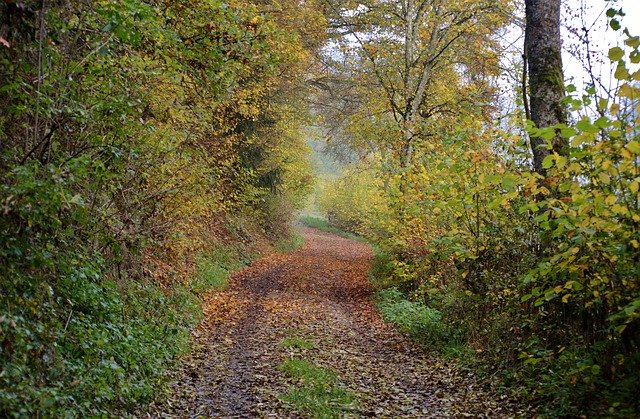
0, 243, 250, 417
274, 233, 306, 254
376, 288, 448, 347
192, 246, 250, 294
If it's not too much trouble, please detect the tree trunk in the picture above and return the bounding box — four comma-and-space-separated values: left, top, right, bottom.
525, 0, 567, 175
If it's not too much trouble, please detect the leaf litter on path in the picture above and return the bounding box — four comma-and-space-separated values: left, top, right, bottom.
146, 227, 527, 418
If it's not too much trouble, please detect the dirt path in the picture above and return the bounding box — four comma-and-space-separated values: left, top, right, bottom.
147, 227, 522, 418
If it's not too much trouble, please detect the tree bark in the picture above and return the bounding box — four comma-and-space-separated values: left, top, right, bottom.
525, 0, 567, 175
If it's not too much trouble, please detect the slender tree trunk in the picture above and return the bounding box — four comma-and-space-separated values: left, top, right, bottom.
401, 0, 416, 172
401, 120, 413, 169
525, 0, 567, 175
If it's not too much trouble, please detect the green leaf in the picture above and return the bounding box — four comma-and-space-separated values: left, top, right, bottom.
625, 36, 640, 49
608, 46, 624, 61
502, 175, 518, 189
542, 154, 554, 169
575, 118, 592, 132
626, 140, 640, 154
610, 19, 621, 31
539, 127, 556, 140
614, 63, 630, 80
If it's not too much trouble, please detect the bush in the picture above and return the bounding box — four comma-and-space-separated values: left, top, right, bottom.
317, 25, 640, 416
376, 288, 450, 348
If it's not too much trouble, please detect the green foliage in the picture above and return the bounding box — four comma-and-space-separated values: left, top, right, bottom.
274, 233, 306, 254
376, 288, 452, 349
0, 227, 247, 416
192, 247, 247, 294
317, 18, 640, 418
0, 0, 319, 415
279, 358, 356, 418
367, 246, 397, 288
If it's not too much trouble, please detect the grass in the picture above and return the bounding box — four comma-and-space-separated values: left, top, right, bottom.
375, 288, 447, 345
279, 337, 316, 350
279, 358, 356, 418
191, 245, 247, 294
274, 233, 305, 253
374, 287, 476, 365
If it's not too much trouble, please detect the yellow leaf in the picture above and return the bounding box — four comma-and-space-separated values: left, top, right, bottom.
608, 46, 625, 61
615, 64, 630, 81
605, 195, 617, 205
611, 103, 620, 115
556, 155, 567, 169
619, 83, 639, 97
627, 140, 640, 154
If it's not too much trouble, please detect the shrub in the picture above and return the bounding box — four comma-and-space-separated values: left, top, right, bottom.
376, 288, 450, 348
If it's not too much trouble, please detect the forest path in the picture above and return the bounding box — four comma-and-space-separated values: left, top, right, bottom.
147, 227, 519, 418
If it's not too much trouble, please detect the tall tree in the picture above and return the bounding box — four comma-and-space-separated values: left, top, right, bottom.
319, 0, 509, 171
524, 0, 567, 175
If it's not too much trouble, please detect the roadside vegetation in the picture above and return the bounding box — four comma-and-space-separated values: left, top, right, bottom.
279, 357, 356, 418
315, 3, 640, 416
2, 0, 639, 417
0, 0, 321, 415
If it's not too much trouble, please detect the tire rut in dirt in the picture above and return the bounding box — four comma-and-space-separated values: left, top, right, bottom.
210, 303, 263, 417
145, 227, 527, 418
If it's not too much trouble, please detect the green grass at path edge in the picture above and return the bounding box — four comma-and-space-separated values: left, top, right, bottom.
369, 250, 478, 368
192, 245, 249, 293
274, 233, 306, 253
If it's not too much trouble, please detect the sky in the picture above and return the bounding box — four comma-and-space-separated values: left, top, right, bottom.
494, 0, 640, 117
562, 0, 640, 92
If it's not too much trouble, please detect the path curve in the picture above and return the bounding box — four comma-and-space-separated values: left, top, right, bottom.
147, 227, 521, 418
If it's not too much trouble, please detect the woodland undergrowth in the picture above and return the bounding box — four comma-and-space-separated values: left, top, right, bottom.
317, 16, 640, 418
0, 0, 321, 415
